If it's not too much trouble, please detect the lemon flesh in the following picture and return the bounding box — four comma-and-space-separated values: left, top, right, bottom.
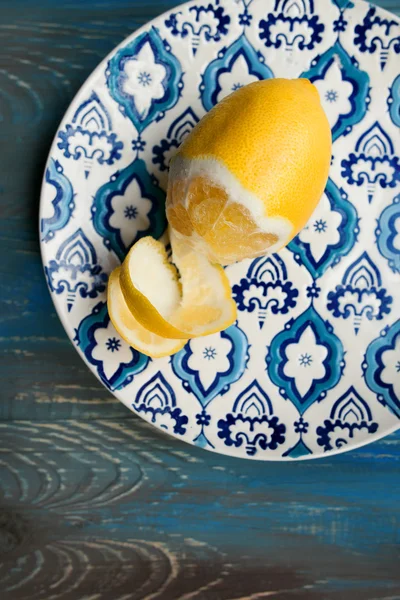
108, 268, 186, 358
119, 235, 237, 339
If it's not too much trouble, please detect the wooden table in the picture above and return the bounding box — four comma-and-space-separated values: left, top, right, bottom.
1, 1, 399, 598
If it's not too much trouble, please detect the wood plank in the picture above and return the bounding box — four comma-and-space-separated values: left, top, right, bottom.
1, 420, 400, 599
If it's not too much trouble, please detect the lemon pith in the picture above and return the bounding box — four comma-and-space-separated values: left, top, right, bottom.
119, 235, 237, 339
108, 268, 186, 358
120, 237, 188, 339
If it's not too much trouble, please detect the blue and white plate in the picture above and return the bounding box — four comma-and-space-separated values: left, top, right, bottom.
40, 0, 400, 460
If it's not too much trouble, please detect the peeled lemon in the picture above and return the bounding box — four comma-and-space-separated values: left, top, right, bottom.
119, 234, 237, 340
108, 268, 186, 358
166, 78, 331, 265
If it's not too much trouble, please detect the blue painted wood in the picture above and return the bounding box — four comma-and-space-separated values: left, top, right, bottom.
0, 1, 399, 598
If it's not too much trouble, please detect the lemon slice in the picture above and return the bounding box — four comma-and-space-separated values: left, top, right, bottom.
108, 267, 186, 358
119, 234, 237, 339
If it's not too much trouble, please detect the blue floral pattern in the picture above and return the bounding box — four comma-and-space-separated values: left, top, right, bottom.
376, 194, 400, 274
57, 92, 123, 178
41, 159, 75, 242
388, 73, 400, 127
152, 106, 200, 173
91, 158, 166, 261
45, 228, 107, 312
316, 386, 379, 452
233, 254, 298, 329
172, 324, 249, 406
106, 27, 183, 133
363, 320, 400, 418
75, 302, 148, 390
134, 372, 188, 434
165, 0, 230, 56
302, 42, 369, 141
327, 252, 392, 333
217, 380, 286, 457
259, 0, 324, 54
288, 179, 359, 278
354, 6, 400, 71
266, 305, 345, 414
200, 34, 273, 111
341, 121, 400, 203
40, 0, 400, 460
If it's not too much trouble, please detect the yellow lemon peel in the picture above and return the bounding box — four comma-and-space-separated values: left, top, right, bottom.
107, 268, 186, 358
119, 235, 237, 339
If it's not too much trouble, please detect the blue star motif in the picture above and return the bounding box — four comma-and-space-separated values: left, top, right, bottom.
294, 417, 309, 434
106, 337, 121, 352
333, 15, 347, 33
325, 90, 338, 103
203, 347, 217, 360
137, 71, 152, 86
239, 12, 252, 26
132, 138, 146, 152
196, 410, 211, 426
232, 83, 243, 91
396, 361, 400, 373
124, 205, 138, 220
313, 219, 327, 233
299, 353, 313, 367
306, 282, 321, 299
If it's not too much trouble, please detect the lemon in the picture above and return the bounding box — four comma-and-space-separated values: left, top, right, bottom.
119, 234, 237, 339
108, 268, 186, 358
166, 78, 331, 265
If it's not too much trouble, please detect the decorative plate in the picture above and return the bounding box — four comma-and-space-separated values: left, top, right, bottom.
40, 0, 400, 460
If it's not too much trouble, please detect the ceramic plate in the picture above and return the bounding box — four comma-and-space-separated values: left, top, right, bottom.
40, 0, 400, 460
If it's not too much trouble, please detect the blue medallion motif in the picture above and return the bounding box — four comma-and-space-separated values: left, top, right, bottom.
341, 121, 400, 203
354, 6, 400, 70
75, 302, 149, 390
134, 371, 188, 435
217, 380, 286, 456
106, 27, 183, 133
327, 252, 392, 334
165, 0, 230, 56
363, 320, 400, 418
376, 194, 400, 274
259, 0, 324, 55
288, 179, 359, 278
316, 386, 379, 452
45, 228, 107, 312
91, 158, 166, 261
232, 254, 298, 329
200, 34, 273, 111
41, 159, 75, 242
171, 323, 249, 406
302, 42, 369, 141
57, 92, 123, 179
152, 107, 200, 172
388, 73, 400, 127
266, 305, 345, 414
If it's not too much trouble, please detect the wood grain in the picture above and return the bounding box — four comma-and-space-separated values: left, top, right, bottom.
1, 419, 400, 599
0, 0, 400, 598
